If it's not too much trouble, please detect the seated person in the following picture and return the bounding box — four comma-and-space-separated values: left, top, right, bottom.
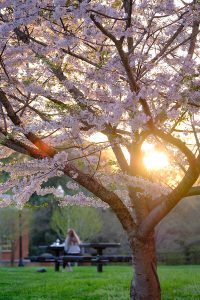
63, 228, 81, 271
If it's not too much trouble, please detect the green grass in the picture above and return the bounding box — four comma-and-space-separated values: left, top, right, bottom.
0, 265, 199, 300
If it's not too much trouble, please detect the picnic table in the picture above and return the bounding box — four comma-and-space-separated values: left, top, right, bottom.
47, 244, 63, 271
81, 243, 120, 272
48, 242, 121, 272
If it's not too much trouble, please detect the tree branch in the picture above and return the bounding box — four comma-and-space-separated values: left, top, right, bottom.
0, 90, 56, 157
63, 163, 135, 234
152, 127, 198, 171
0, 127, 45, 158
186, 186, 200, 197
90, 14, 118, 44
188, 13, 199, 56
107, 136, 130, 172
136, 154, 200, 240
0, 91, 135, 233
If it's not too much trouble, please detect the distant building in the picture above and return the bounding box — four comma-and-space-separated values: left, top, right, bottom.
0, 229, 29, 266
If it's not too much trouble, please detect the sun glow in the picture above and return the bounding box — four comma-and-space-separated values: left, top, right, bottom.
89, 134, 169, 171
122, 142, 169, 171
142, 143, 169, 170
143, 150, 169, 170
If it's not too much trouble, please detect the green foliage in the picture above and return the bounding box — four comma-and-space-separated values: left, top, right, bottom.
111, 0, 121, 9
28, 193, 59, 255
65, 0, 80, 8
0, 208, 19, 243
23, 78, 35, 86
35, 53, 61, 71
183, 72, 200, 91
51, 206, 102, 241
0, 152, 29, 183
97, 50, 110, 68
0, 208, 31, 246
0, 133, 13, 145
27, 175, 100, 255
45, 100, 81, 113
0, 171, 9, 183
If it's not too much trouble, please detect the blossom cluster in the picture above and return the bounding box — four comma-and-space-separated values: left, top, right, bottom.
60, 192, 108, 209
0, 151, 68, 207
0, 0, 199, 211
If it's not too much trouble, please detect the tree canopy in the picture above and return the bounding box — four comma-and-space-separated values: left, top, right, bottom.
0, 1, 199, 298
0, 0, 199, 231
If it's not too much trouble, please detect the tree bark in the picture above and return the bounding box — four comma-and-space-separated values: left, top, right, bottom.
130, 233, 161, 300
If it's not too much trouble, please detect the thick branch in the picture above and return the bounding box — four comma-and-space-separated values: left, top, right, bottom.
0, 90, 22, 126
90, 14, 118, 44
110, 142, 129, 172
0, 90, 57, 157
137, 155, 200, 240
186, 186, 200, 197
63, 163, 135, 234
123, 0, 133, 50
0, 91, 135, 232
0, 127, 45, 158
152, 127, 198, 171
188, 17, 199, 56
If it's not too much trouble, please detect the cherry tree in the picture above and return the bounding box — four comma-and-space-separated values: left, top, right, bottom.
0, 1, 199, 299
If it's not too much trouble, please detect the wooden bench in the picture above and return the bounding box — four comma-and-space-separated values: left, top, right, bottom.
29, 255, 62, 271
62, 255, 132, 272
29, 255, 56, 263
28, 254, 132, 272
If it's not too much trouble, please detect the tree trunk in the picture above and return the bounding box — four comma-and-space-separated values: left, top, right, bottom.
130, 233, 161, 300
10, 240, 15, 267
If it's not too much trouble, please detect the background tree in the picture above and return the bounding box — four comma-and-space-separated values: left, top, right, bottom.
155, 196, 200, 264
0, 207, 28, 266
51, 206, 102, 241
28, 193, 58, 255
0, 1, 200, 299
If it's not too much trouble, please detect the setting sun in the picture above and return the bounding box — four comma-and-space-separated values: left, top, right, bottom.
143, 150, 169, 170
89, 135, 169, 171
142, 142, 169, 170
121, 142, 169, 171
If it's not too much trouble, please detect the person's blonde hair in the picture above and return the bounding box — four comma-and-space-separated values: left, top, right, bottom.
66, 228, 81, 245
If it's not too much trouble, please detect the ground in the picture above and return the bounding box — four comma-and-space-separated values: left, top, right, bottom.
0, 265, 200, 300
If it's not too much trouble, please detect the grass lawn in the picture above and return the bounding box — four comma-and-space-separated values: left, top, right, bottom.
0, 265, 199, 300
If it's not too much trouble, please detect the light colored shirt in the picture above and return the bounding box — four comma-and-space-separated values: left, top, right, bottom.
64, 239, 81, 254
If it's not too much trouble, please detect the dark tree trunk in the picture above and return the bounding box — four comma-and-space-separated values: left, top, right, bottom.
130, 233, 161, 300
10, 240, 15, 267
